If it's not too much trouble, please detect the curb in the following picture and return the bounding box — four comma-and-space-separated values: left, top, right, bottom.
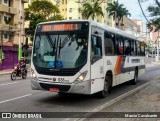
75, 81, 152, 121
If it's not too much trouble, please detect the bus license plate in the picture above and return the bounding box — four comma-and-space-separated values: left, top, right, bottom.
49, 88, 60, 92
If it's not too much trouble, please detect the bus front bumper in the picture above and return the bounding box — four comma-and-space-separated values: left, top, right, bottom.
31, 78, 91, 94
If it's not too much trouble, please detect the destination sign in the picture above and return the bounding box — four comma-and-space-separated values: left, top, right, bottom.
42, 23, 83, 31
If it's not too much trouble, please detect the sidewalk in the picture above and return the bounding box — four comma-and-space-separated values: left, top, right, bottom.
145, 61, 160, 68
76, 63, 160, 121
78, 78, 160, 121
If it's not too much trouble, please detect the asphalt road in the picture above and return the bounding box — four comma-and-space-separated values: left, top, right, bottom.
0, 65, 160, 120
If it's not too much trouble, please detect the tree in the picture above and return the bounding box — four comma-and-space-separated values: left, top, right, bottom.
81, 1, 104, 20
25, 0, 64, 40
106, 0, 131, 29
147, 0, 160, 32
119, 8, 131, 27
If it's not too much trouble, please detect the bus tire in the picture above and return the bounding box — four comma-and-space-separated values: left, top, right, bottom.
98, 74, 112, 98
132, 68, 138, 85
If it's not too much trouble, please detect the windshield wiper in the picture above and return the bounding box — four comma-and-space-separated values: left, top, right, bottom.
46, 33, 55, 48
60, 33, 74, 48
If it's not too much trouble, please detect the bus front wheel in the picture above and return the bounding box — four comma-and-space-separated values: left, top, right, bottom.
132, 69, 138, 85
98, 74, 112, 98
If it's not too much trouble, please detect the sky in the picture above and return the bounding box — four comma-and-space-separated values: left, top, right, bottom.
118, 0, 156, 30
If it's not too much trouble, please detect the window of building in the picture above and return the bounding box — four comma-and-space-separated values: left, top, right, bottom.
69, 17, 72, 20
4, 16, 8, 24
104, 31, 115, 55
66, 0, 67, 4
62, 0, 64, 4
4, 0, 8, 4
4, 33, 8, 39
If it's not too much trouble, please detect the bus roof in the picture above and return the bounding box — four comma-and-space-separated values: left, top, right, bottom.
38, 20, 144, 42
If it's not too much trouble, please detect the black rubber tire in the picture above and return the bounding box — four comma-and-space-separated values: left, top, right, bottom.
132, 69, 138, 85
11, 72, 16, 81
98, 74, 112, 98
22, 72, 27, 79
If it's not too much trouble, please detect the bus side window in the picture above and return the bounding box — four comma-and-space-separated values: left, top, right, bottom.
116, 35, 124, 55
140, 42, 145, 56
91, 35, 102, 62
91, 35, 102, 57
137, 41, 141, 56
124, 38, 130, 55
104, 31, 115, 55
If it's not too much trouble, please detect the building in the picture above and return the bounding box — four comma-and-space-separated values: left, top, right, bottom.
122, 17, 141, 37
52, 0, 115, 27
132, 19, 144, 36
0, 0, 28, 45
0, 0, 28, 70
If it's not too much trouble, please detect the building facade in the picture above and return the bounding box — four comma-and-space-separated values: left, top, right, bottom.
0, 0, 28, 70
53, 0, 115, 27
0, 0, 28, 45
122, 17, 141, 37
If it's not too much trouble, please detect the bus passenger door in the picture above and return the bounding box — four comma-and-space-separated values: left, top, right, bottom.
90, 34, 104, 94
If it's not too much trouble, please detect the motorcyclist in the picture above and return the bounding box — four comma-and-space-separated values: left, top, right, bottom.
17, 57, 26, 76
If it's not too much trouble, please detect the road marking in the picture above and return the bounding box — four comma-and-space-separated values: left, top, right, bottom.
0, 82, 18, 87
0, 94, 32, 104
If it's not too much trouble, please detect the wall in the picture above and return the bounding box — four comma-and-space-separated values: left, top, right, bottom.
0, 45, 18, 70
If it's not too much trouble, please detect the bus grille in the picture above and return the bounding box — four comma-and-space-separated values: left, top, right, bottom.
36, 67, 81, 76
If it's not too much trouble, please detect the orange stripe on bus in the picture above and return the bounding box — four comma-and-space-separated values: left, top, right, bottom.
114, 56, 123, 75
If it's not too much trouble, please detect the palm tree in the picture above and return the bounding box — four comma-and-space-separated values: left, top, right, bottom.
106, 0, 131, 29
119, 8, 131, 29
106, 1, 124, 28
81, 1, 104, 20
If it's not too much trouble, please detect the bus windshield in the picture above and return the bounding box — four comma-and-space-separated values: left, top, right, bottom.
33, 31, 88, 69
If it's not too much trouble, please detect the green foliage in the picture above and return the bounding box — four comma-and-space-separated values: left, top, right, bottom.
106, 0, 131, 28
147, 0, 160, 32
25, 0, 64, 40
81, 1, 104, 20
106, 1, 124, 20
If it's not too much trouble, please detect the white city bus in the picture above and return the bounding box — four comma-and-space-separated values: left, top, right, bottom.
31, 20, 145, 97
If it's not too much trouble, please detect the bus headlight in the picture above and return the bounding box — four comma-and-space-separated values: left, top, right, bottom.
31, 69, 36, 78
74, 71, 88, 84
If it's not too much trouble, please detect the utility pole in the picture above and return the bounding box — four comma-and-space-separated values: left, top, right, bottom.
18, 0, 22, 60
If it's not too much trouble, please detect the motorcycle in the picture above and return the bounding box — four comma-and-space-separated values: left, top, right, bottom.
11, 65, 27, 81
